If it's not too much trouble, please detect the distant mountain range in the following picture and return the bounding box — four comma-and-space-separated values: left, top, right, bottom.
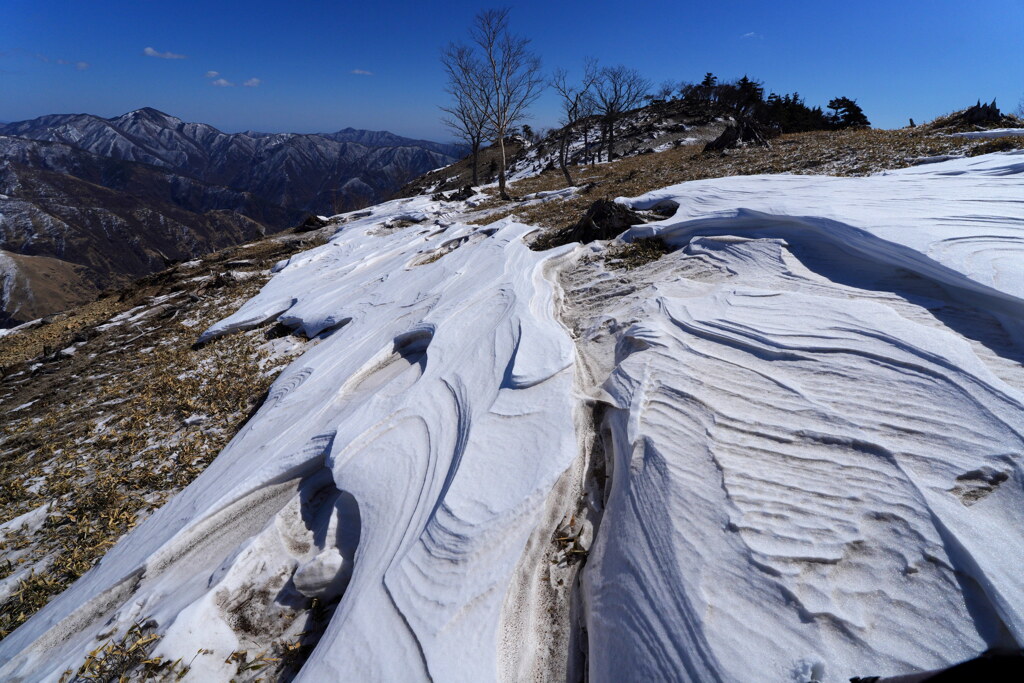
0, 108, 463, 325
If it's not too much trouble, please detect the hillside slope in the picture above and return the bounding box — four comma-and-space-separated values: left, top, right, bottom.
1, 146, 1022, 682
398, 97, 1022, 204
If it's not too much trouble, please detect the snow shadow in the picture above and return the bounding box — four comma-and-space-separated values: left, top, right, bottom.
632, 213, 1024, 367
784, 235, 1024, 367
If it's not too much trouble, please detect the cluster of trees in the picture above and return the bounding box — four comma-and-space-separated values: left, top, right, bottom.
763, 93, 831, 133
658, 72, 870, 132
442, 10, 870, 194
551, 61, 650, 182
763, 93, 869, 132
441, 9, 653, 191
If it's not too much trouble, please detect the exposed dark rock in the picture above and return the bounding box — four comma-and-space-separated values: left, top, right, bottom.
208, 272, 236, 289
704, 125, 741, 153
531, 199, 647, 250
430, 185, 476, 202
703, 118, 775, 153
851, 647, 1024, 683
569, 199, 646, 242
447, 185, 476, 201
293, 214, 329, 233
962, 100, 1004, 125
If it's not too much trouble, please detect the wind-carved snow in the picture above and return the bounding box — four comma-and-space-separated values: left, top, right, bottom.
2, 152, 1023, 682
573, 150, 1024, 682
0, 197, 580, 681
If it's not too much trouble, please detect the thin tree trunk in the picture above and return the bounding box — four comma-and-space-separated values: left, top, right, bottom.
498, 135, 509, 199
470, 139, 480, 186
559, 127, 573, 185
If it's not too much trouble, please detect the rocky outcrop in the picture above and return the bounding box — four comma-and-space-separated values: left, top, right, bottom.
926, 100, 1024, 133
703, 118, 775, 153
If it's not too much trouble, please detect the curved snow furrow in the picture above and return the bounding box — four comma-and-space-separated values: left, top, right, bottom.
665, 294, 1024, 429
635, 210, 1024, 338
0, 198, 580, 681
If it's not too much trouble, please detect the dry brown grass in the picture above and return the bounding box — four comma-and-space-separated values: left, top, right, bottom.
604, 238, 672, 270
0, 231, 328, 639
57, 620, 175, 682
968, 136, 1024, 156
0, 298, 125, 371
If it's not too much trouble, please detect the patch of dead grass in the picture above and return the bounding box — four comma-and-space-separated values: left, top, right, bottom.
968, 136, 1023, 156
0, 231, 328, 639
604, 238, 672, 270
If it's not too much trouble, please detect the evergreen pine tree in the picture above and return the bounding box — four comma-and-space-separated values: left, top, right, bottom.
699, 72, 717, 104
828, 97, 870, 128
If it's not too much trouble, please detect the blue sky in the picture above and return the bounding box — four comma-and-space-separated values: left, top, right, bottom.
2, 0, 1022, 140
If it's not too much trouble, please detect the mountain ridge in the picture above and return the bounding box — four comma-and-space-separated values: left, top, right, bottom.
0, 108, 464, 214
0, 109, 465, 325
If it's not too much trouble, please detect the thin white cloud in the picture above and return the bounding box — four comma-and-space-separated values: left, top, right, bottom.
47, 56, 89, 70
205, 70, 219, 78
144, 46, 187, 60
741, 32, 763, 39
350, 69, 373, 76
243, 78, 261, 87
211, 78, 234, 87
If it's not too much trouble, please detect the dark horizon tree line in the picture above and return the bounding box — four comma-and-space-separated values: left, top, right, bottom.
671, 72, 870, 132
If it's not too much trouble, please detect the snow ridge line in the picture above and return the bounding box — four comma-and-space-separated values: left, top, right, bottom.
624, 208, 1024, 326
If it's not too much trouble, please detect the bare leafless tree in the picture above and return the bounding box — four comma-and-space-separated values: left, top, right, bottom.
593, 65, 650, 162
470, 9, 543, 199
440, 44, 490, 186
654, 79, 676, 101
551, 58, 599, 185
